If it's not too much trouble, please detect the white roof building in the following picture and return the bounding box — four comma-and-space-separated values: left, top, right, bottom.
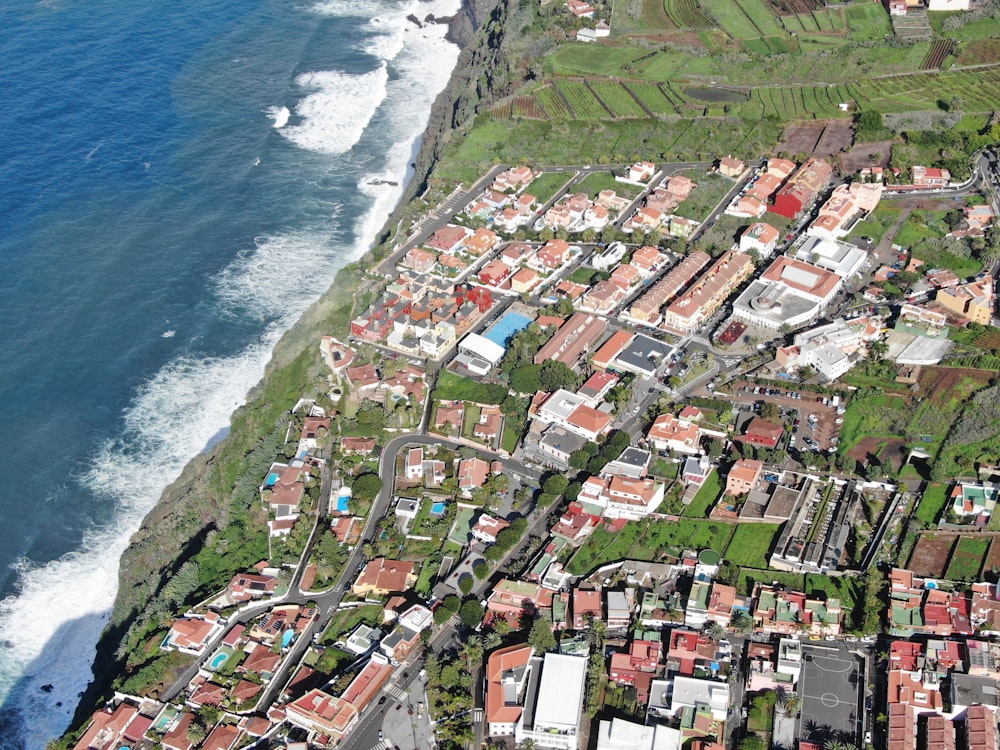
794, 236, 867, 280
457, 332, 506, 375
669, 675, 730, 720
516, 653, 588, 750
595, 717, 680, 750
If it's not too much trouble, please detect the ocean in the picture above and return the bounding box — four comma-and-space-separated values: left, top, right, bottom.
0, 0, 460, 744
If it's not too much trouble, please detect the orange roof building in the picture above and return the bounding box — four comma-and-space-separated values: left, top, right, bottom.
486, 645, 535, 737
352, 558, 417, 597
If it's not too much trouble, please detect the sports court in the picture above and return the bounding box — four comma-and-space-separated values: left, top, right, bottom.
797, 645, 863, 747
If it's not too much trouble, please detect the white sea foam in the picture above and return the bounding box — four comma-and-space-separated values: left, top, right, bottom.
267, 105, 291, 128
280, 67, 389, 155
0, 0, 462, 744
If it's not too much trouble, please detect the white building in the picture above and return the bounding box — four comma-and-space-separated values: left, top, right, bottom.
669, 675, 730, 720
595, 717, 680, 750
456, 332, 506, 375
732, 256, 843, 331
515, 653, 588, 750
794, 236, 867, 279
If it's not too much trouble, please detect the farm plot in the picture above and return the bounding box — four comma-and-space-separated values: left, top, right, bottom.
946, 537, 991, 582
534, 85, 572, 119
737, 0, 786, 36
908, 534, 954, 578
665, 0, 714, 28
814, 119, 855, 155
921, 39, 955, 70
627, 81, 681, 115
589, 81, 648, 118
556, 80, 610, 119
778, 122, 824, 154
765, 0, 824, 14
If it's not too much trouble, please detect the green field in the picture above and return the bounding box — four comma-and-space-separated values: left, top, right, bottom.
946, 537, 991, 581
725, 524, 783, 569
525, 171, 572, 203
684, 469, 722, 518
915, 483, 949, 527
575, 171, 641, 199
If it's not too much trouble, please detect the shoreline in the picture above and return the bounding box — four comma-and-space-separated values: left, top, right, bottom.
63, 0, 508, 738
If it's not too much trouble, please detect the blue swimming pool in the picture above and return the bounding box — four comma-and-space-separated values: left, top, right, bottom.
336, 490, 350, 513
265, 472, 279, 486
282, 630, 294, 648
209, 651, 229, 670
431, 501, 446, 515
483, 310, 533, 348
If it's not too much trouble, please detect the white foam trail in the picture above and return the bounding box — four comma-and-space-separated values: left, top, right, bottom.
280, 67, 389, 155
213, 227, 343, 320
267, 105, 291, 128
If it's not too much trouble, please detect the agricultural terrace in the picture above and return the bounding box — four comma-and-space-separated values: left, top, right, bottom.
839, 363, 995, 475
909, 534, 1000, 581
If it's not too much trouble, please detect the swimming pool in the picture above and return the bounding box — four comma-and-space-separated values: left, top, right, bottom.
482, 310, 533, 348
265, 472, 279, 486
209, 651, 229, 670
282, 630, 294, 649
431, 501, 446, 515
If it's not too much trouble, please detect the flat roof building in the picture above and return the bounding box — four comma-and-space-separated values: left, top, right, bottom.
516, 653, 588, 749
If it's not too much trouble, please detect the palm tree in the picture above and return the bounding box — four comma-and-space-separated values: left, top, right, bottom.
731, 610, 753, 636
704, 621, 727, 641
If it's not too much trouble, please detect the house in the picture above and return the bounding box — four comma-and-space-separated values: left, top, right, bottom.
609, 639, 661, 701
352, 558, 417, 596
479, 259, 512, 287
435, 401, 465, 433
492, 166, 535, 192
426, 224, 469, 254
457, 457, 491, 496
683, 455, 713, 486
950, 481, 1000, 525
286, 690, 359, 741
629, 162, 656, 183
403, 247, 437, 273
912, 166, 951, 187
566, 0, 596, 17
474, 407, 504, 443
162, 613, 222, 655
487, 579, 554, 622
573, 588, 603, 629
227, 572, 277, 602
591, 330, 635, 370
486, 645, 535, 737
728, 194, 766, 218
471, 514, 510, 544
627, 251, 711, 325
341, 436, 376, 455
341, 656, 394, 712
201, 725, 242, 750
771, 158, 833, 219
726, 458, 763, 496
719, 156, 746, 177
72, 701, 141, 750
647, 413, 702, 455
738, 222, 779, 258
161, 713, 197, 750
630, 245, 666, 275
669, 675, 730, 721
511, 267, 541, 293
936, 275, 994, 326
534, 239, 572, 271
404, 447, 424, 481
743, 417, 783, 448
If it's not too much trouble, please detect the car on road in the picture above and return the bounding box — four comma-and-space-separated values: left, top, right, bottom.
378, 731, 384, 740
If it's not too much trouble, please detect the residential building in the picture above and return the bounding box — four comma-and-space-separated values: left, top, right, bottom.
726, 458, 763, 496
471, 514, 510, 544
669, 675, 729, 721
286, 690, 359, 741
515, 653, 588, 750
739, 222, 780, 258
660, 248, 754, 333
752, 583, 843, 636
487, 579, 554, 622
771, 158, 833, 219
951, 481, 1000, 524
626, 251, 710, 325
573, 588, 603, 629
742, 417, 782, 449
936, 275, 994, 326
719, 156, 746, 177
457, 457, 491, 496
533, 312, 607, 369
162, 613, 222, 656
913, 166, 951, 187
486, 645, 535, 737
352, 558, 417, 597
609, 639, 661, 700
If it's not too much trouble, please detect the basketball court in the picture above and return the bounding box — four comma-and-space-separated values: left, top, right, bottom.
797, 645, 863, 746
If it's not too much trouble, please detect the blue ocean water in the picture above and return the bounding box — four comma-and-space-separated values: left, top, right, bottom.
0, 0, 460, 744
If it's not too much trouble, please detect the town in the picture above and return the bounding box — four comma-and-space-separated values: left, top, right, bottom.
68, 140, 1000, 750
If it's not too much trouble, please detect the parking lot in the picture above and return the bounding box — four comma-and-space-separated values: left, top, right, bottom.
716, 381, 843, 454
797, 645, 864, 748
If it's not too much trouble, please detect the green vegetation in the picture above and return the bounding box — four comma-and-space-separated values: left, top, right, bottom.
525, 171, 573, 203
946, 537, 991, 581
684, 470, 721, 518
575, 170, 641, 199
725, 523, 782, 569
320, 604, 384, 644
434, 370, 509, 404
915, 483, 949, 527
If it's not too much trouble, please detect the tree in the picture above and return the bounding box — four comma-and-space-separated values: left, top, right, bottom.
731, 610, 753, 635
542, 474, 569, 497
459, 600, 485, 628
442, 594, 461, 613
528, 617, 557, 653
759, 402, 780, 421
351, 473, 382, 502
704, 621, 727, 641
458, 574, 474, 596
473, 561, 490, 580
738, 737, 766, 750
